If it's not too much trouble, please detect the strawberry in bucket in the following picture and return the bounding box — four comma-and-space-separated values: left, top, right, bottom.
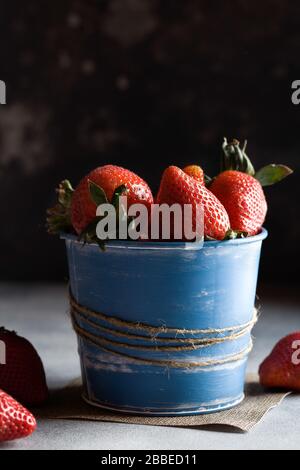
46, 140, 294, 415
210, 138, 293, 236
156, 165, 230, 240
47, 140, 293, 243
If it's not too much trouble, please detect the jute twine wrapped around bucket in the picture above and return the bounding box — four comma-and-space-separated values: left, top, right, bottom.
69, 292, 258, 369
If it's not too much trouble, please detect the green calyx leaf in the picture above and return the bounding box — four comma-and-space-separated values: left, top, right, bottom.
79, 217, 106, 251
88, 180, 108, 206
111, 185, 128, 208
47, 180, 74, 234
83, 183, 131, 250
112, 185, 129, 227
255, 164, 293, 187
222, 138, 255, 176
223, 229, 248, 240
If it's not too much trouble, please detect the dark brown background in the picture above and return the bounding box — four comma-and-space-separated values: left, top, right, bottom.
0, 0, 299, 284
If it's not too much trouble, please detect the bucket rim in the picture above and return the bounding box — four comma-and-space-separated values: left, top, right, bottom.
61, 227, 268, 251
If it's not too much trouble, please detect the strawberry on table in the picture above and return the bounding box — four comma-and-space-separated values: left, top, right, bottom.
210, 138, 293, 236
156, 166, 230, 240
259, 332, 300, 392
0, 328, 48, 407
0, 389, 36, 442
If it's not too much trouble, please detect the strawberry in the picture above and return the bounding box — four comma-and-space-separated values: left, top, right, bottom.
0, 328, 48, 407
210, 170, 267, 235
71, 165, 153, 234
0, 389, 36, 442
259, 332, 300, 392
210, 138, 293, 236
183, 165, 205, 185
156, 166, 230, 240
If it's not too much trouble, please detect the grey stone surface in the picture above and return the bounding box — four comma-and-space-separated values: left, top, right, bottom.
0, 283, 299, 450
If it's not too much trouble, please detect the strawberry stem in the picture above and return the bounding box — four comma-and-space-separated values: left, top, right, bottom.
222, 138, 255, 176
223, 229, 248, 240
222, 138, 293, 186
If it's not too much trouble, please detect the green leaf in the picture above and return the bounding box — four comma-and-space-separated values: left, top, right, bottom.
111, 185, 128, 208
79, 217, 101, 239
255, 164, 293, 187
88, 180, 108, 206
79, 216, 106, 251
222, 138, 255, 176
111, 185, 129, 226
223, 229, 248, 240
57, 180, 74, 206
46, 180, 74, 234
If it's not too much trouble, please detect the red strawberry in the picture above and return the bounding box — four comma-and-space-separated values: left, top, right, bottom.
156, 166, 230, 240
259, 332, 300, 392
210, 170, 267, 235
0, 389, 36, 442
0, 328, 48, 407
209, 138, 293, 236
183, 165, 205, 185
71, 165, 154, 234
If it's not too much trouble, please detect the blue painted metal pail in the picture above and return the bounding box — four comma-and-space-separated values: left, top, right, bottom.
63, 229, 267, 415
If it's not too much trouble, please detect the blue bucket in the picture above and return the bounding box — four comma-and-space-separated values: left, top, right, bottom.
63, 228, 267, 416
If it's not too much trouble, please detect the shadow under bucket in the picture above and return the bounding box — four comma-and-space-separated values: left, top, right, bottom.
63, 228, 267, 416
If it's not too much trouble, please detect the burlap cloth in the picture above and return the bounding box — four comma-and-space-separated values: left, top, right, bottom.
36, 374, 290, 433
